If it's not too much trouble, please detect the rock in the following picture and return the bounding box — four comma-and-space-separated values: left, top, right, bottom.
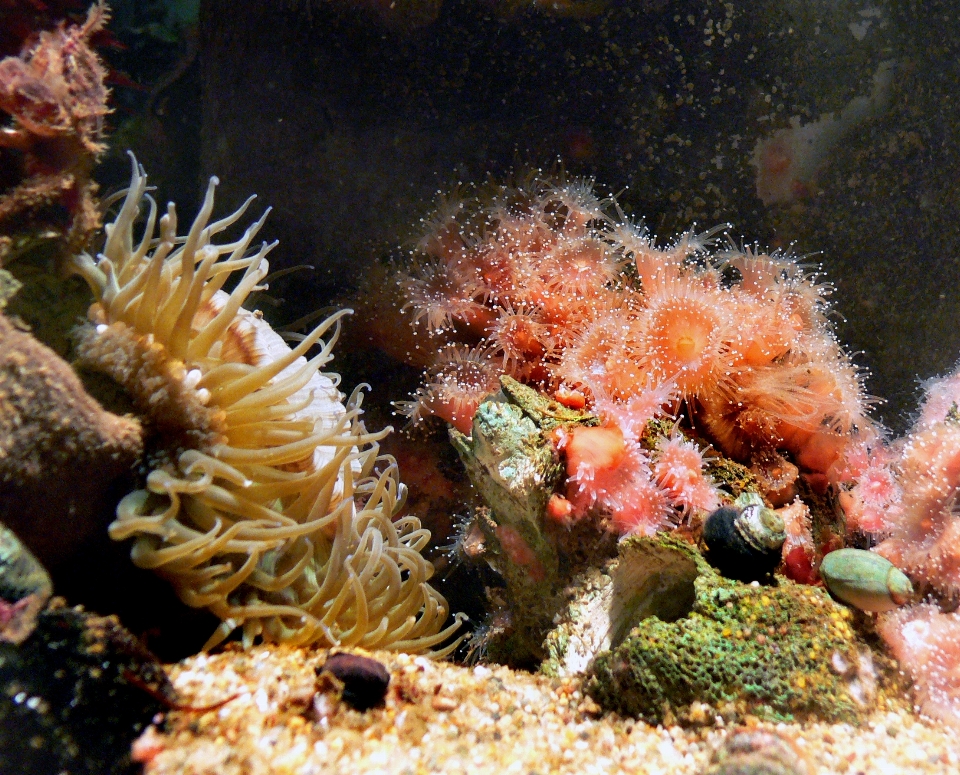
543, 537, 698, 677
586, 535, 889, 725
0, 521, 52, 645
449, 377, 610, 665
0, 601, 175, 775
0, 312, 142, 573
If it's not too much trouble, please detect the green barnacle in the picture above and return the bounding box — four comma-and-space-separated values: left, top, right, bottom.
819, 548, 913, 613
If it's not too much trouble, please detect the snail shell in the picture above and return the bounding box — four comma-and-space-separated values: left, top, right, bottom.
703, 492, 786, 582
819, 548, 913, 612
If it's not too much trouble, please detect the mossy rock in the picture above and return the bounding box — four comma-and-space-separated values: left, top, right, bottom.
586, 535, 875, 725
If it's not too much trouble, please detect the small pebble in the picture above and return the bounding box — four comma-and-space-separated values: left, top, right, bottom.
318, 652, 390, 711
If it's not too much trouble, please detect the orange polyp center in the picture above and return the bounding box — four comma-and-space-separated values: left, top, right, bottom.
675, 334, 698, 361
511, 324, 544, 356
554, 387, 587, 410
648, 299, 717, 375
565, 425, 627, 476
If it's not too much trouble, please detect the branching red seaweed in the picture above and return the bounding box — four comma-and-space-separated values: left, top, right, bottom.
0, 0, 111, 263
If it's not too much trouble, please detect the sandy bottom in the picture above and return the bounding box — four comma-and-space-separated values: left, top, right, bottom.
134, 646, 960, 775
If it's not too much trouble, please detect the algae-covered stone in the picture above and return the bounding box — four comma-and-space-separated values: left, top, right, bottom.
450, 376, 601, 664
586, 535, 882, 725
449, 383, 564, 587
542, 537, 698, 677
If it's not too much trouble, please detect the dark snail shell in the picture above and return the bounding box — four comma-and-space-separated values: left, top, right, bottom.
703, 493, 786, 582
319, 652, 391, 711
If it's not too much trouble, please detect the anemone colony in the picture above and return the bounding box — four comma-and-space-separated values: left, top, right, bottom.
864, 373, 960, 596
70, 156, 461, 652
836, 362, 960, 602
396, 180, 876, 535
835, 366, 960, 730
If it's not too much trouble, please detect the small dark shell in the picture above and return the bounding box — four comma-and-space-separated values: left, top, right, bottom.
703, 494, 785, 583
318, 652, 390, 711
707, 729, 811, 775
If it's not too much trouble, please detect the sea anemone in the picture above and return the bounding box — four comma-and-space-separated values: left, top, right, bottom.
590, 376, 677, 441
874, 416, 960, 596
558, 424, 672, 536
399, 255, 491, 336
638, 277, 734, 398
878, 603, 960, 730
916, 368, 960, 429
70, 155, 462, 652
393, 176, 876, 498
553, 311, 650, 402
485, 302, 554, 375
536, 232, 620, 307
611, 219, 724, 294
838, 446, 902, 535
652, 433, 719, 515
395, 343, 503, 434
702, 342, 873, 481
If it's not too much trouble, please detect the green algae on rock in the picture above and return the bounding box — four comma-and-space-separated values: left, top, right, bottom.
586, 535, 886, 725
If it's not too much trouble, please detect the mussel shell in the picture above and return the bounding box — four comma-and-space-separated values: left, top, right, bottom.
819, 548, 913, 612
0, 522, 53, 644
703, 498, 785, 583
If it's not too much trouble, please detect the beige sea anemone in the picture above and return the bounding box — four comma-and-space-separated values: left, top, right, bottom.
70, 154, 463, 652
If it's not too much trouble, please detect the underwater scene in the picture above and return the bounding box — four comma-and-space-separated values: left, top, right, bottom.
3, 0, 960, 772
